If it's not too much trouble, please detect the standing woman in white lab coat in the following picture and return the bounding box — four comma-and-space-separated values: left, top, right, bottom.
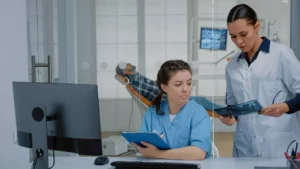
221, 4, 300, 158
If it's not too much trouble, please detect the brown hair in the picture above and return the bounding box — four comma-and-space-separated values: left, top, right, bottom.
151, 60, 192, 115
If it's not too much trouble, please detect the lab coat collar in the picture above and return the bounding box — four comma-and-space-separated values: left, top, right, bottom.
237, 37, 270, 61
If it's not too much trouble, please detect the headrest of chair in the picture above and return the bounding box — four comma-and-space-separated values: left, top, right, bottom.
115, 74, 128, 85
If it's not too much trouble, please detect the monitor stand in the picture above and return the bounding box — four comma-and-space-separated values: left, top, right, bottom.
31, 106, 49, 169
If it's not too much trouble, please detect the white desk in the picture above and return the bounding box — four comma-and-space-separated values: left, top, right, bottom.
23, 157, 289, 169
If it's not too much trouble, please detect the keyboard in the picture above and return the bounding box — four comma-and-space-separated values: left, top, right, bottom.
110, 161, 200, 169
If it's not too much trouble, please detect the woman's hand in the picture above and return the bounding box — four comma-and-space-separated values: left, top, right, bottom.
220, 116, 236, 126
260, 103, 290, 117
132, 141, 161, 158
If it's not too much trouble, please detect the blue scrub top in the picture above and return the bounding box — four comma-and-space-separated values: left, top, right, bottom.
139, 99, 212, 158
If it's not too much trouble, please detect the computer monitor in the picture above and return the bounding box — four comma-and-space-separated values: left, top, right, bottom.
12, 82, 102, 169
200, 27, 228, 51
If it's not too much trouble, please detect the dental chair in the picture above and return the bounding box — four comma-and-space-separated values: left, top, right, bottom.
115, 74, 150, 116
115, 74, 221, 118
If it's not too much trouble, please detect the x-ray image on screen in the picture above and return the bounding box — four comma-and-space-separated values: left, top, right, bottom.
200, 27, 228, 50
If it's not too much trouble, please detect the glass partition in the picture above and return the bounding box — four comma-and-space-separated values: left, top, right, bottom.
26, 0, 293, 158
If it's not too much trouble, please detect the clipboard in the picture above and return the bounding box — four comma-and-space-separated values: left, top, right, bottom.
120, 132, 170, 150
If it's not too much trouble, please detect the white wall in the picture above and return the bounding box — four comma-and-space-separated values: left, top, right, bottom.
96, 0, 139, 131
238, 0, 290, 46
96, 0, 237, 132
194, 0, 291, 132
196, 0, 290, 98
96, 0, 138, 99
96, 0, 291, 132
196, 0, 238, 132
196, 0, 238, 97
0, 0, 30, 167
96, 0, 187, 99
96, 0, 188, 131
144, 0, 188, 80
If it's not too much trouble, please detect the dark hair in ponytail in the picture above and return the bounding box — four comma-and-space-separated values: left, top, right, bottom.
151, 60, 192, 115
227, 4, 258, 25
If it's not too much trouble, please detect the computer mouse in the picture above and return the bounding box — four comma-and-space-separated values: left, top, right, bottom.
94, 156, 109, 165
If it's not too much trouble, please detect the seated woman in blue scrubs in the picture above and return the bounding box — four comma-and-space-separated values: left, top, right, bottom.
132, 60, 211, 160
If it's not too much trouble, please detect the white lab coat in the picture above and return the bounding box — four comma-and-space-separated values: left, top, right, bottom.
226, 41, 300, 158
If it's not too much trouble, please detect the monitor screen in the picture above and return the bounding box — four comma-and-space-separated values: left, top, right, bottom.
200, 27, 228, 51
12, 82, 103, 156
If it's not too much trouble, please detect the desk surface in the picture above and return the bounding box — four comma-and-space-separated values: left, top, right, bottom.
24, 157, 288, 169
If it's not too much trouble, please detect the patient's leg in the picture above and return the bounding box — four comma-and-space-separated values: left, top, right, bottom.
191, 96, 225, 110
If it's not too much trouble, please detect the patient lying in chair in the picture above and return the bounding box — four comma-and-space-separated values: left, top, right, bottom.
115, 62, 225, 111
